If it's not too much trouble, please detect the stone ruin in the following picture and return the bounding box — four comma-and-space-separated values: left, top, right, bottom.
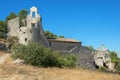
94, 44, 116, 71
7, 6, 49, 47
7, 6, 97, 70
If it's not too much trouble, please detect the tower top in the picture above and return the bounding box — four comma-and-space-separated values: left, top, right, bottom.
29, 6, 40, 18
98, 44, 107, 52
30, 6, 38, 13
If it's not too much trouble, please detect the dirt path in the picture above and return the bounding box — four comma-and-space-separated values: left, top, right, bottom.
0, 54, 10, 64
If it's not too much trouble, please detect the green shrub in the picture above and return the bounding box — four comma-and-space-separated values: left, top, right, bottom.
11, 42, 77, 67
98, 67, 108, 73
58, 54, 77, 67
115, 61, 120, 72
8, 36, 19, 48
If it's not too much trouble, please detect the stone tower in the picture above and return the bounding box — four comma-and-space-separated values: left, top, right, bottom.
8, 6, 49, 47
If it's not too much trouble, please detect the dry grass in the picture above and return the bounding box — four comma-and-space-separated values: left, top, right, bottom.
0, 38, 7, 44
0, 51, 120, 80
0, 51, 4, 56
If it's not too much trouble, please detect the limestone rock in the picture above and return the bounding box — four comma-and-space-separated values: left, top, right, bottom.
14, 59, 24, 65
106, 62, 116, 72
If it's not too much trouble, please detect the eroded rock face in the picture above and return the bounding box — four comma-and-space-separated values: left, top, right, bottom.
75, 46, 96, 70
106, 62, 116, 72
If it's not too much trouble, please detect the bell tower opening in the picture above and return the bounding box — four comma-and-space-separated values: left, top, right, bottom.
30, 6, 38, 18
32, 12, 36, 18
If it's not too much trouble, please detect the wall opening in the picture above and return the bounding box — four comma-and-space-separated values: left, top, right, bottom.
25, 38, 27, 41
49, 42, 51, 47
30, 30, 32, 33
25, 20, 27, 26
32, 12, 36, 18
31, 23, 37, 28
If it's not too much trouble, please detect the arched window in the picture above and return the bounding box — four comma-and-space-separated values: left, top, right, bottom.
32, 12, 36, 17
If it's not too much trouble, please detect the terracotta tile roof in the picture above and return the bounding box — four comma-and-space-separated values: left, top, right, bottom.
48, 38, 81, 43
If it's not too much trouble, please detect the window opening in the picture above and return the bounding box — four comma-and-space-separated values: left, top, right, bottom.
25, 38, 27, 41
49, 42, 51, 47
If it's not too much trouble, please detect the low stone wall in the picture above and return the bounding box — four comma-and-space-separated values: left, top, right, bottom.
48, 41, 81, 53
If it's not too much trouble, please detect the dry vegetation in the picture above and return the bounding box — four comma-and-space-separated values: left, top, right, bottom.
0, 51, 120, 80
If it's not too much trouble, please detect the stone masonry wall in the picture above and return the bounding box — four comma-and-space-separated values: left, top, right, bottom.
7, 17, 19, 37
49, 41, 81, 53
48, 40, 96, 70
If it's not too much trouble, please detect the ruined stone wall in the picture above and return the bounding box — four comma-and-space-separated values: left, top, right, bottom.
18, 26, 32, 44
7, 6, 49, 47
7, 6, 96, 70
49, 40, 96, 70
48, 39, 96, 70
48, 41, 81, 53
31, 22, 49, 47
7, 17, 19, 37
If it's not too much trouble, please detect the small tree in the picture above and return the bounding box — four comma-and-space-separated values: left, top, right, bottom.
110, 51, 119, 63
5, 12, 18, 23
0, 20, 7, 38
87, 46, 96, 51
59, 35, 64, 38
19, 10, 28, 26
44, 30, 57, 39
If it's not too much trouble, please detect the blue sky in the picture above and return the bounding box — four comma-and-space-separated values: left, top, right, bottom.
0, 0, 120, 55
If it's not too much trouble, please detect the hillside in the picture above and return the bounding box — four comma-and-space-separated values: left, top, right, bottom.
0, 51, 120, 80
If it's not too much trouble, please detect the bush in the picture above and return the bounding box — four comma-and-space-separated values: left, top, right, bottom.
0, 32, 4, 38
115, 61, 120, 72
97, 67, 109, 73
11, 42, 77, 67
8, 36, 19, 47
58, 54, 77, 67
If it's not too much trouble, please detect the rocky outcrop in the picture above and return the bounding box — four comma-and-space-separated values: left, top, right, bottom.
60, 45, 96, 70
75, 46, 96, 70
106, 62, 116, 72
